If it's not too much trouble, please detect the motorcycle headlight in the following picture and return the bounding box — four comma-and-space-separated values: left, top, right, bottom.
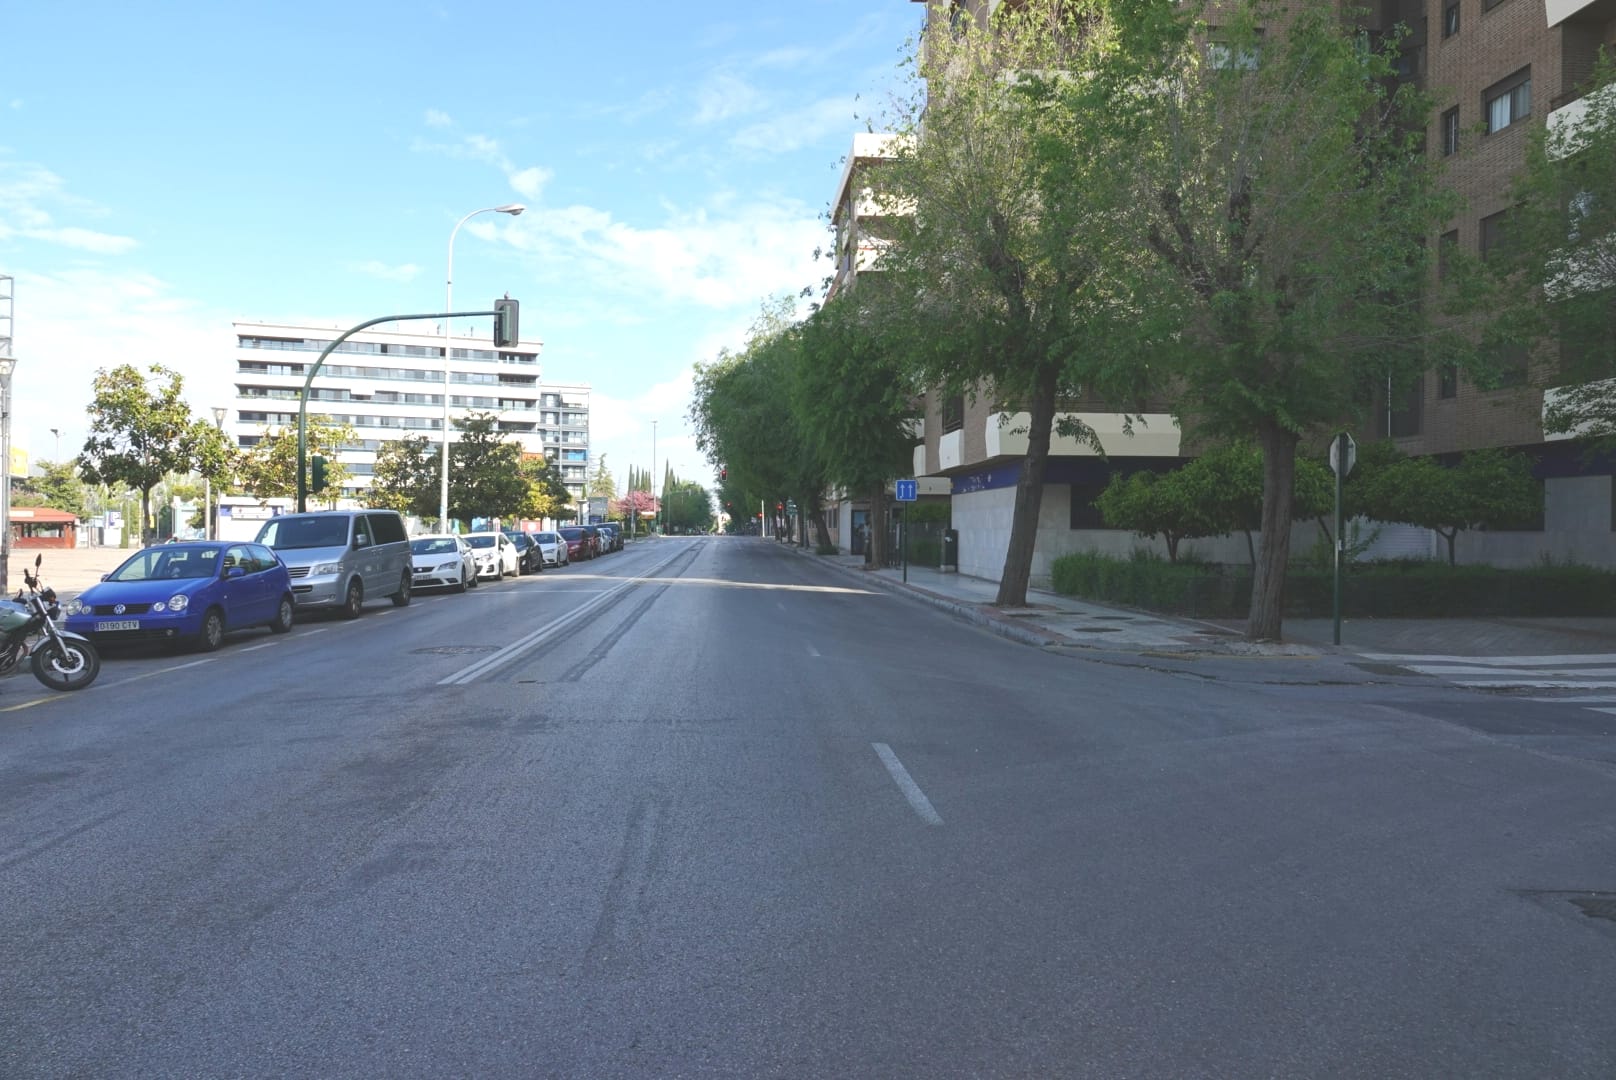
167, 594, 189, 612
312, 562, 343, 576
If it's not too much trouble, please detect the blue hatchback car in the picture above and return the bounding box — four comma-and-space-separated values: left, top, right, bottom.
64, 541, 295, 652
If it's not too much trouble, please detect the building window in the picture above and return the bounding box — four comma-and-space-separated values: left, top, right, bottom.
1438, 229, 1458, 279
1389, 374, 1423, 437
1443, 2, 1460, 36
1438, 364, 1458, 399
1481, 0, 1509, 9
1484, 69, 1531, 134
1069, 483, 1118, 529
1480, 210, 1510, 259
1440, 107, 1460, 156
941, 394, 964, 435
1207, 40, 1261, 71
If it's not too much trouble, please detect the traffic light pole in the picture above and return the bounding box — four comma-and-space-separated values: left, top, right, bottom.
296, 309, 498, 512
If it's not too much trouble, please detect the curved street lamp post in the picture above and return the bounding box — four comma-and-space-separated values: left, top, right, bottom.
441, 203, 524, 531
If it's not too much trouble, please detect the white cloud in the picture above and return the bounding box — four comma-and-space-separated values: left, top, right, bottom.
348, 260, 422, 283
8, 100, 20, 111
498, 196, 826, 311
509, 166, 551, 199
6, 268, 233, 467
424, 108, 452, 127
0, 159, 136, 254
730, 95, 862, 155
692, 72, 765, 125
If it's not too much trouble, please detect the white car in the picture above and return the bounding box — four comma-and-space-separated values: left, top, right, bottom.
529, 530, 569, 568
410, 534, 477, 593
463, 531, 519, 580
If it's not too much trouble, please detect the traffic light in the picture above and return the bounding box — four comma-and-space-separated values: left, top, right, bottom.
310, 455, 329, 495
776, 502, 784, 511
720, 467, 727, 482
494, 296, 519, 348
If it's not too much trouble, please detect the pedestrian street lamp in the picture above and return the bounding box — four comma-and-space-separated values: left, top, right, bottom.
441, 203, 525, 531
0, 356, 16, 596
207, 406, 227, 540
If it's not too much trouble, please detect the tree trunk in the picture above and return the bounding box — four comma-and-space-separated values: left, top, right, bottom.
1246, 421, 1300, 641
995, 363, 1061, 607
140, 486, 153, 547
1442, 528, 1457, 566
810, 502, 831, 550
1166, 533, 1179, 563
867, 483, 888, 568
1244, 529, 1257, 567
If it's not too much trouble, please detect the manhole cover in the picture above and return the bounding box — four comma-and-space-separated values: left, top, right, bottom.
410, 645, 500, 655
1067, 626, 1122, 634
1090, 616, 1135, 621
1571, 895, 1616, 923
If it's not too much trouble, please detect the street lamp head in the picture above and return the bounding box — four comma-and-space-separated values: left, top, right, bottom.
212, 406, 227, 426
495, 204, 526, 216
0, 357, 15, 378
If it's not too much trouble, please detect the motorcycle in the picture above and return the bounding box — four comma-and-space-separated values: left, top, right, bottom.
0, 554, 101, 691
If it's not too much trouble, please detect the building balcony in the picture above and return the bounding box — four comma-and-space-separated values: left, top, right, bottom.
1546, 0, 1616, 28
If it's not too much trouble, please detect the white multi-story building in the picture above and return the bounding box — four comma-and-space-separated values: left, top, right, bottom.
226, 320, 591, 507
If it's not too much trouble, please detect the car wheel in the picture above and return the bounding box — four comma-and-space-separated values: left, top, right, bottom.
468, 567, 479, 588
340, 579, 363, 620
392, 570, 412, 607
197, 608, 226, 652
269, 596, 294, 634
454, 569, 467, 594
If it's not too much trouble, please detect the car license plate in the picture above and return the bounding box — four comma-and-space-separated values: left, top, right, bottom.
96, 620, 140, 631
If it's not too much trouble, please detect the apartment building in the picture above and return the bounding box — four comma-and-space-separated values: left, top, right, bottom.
225, 320, 591, 508
890, 0, 1615, 584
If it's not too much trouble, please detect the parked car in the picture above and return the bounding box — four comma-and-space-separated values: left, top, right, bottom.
255, 509, 413, 618
530, 530, 569, 568
464, 531, 520, 579
558, 525, 596, 561
593, 522, 623, 552
504, 530, 544, 575
63, 541, 294, 652
410, 535, 477, 593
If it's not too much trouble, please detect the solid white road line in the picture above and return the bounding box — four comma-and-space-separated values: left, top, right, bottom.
1453, 678, 1616, 689
237, 641, 279, 652
1526, 694, 1616, 703
1362, 652, 1616, 666
807, 644, 820, 657
1407, 665, 1616, 678
872, 742, 944, 826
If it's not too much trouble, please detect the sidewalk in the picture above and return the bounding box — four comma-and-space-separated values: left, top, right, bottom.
776, 540, 1616, 659
6, 546, 127, 599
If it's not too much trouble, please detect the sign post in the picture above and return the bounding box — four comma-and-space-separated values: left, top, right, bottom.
895, 479, 917, 582
1329, 432, 1356, 646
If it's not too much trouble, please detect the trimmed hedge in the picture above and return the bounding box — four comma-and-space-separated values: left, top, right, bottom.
1050, 551, 1616, 619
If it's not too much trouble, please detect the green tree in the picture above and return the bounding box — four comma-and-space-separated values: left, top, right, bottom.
13, 461, 89, 520
370, 434, 439, 518
692, 298, 828, 546
876, 2, 1156, 604
795, 287, 921, 566
1095, 469, 1217, 563
588, 454, 617, 500
1086, 0, 1469, 638
519, 454, 571, 522
448, 412, 529, 524
1359, 448, 1542, 565
79, 363, 207, 544
235, 416, 358, 506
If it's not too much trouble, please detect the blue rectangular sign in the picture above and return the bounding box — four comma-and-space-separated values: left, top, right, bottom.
895, 479, 918, 502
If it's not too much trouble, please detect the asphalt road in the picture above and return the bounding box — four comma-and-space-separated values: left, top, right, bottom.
4, 536, 1615, 1078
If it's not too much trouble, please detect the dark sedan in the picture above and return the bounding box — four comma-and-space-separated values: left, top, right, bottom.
558, 526, 597, 561
504, 531, 545, 575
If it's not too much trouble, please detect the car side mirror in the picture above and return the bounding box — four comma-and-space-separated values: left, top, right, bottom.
225, 566, 246, 579
354, 535, 371, 549
100, 573, 110, 581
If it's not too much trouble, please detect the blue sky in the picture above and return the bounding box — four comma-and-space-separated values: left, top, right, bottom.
0, 0, 922, 492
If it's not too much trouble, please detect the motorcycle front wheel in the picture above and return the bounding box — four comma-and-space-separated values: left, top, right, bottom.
32, 637, 101, 691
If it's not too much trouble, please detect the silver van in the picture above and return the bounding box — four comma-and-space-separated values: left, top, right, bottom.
254, 510, 413, 618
